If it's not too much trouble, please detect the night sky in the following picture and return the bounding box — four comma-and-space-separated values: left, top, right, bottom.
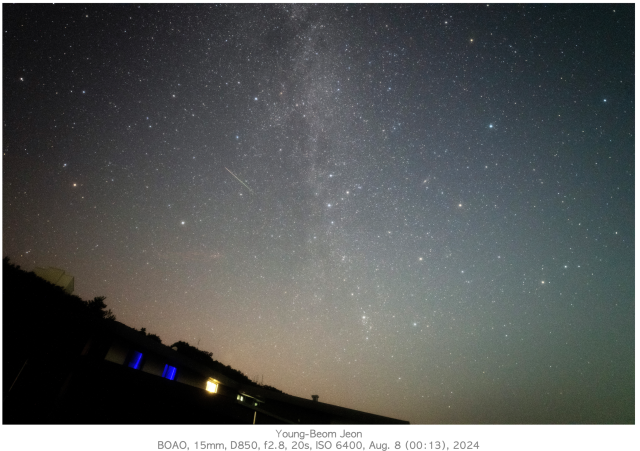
3, 4, 634, 424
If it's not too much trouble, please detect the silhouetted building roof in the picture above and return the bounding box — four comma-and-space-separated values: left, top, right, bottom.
5, 319, 408, 424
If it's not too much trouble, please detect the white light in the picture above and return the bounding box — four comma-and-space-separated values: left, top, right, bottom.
206, 380, 218, 393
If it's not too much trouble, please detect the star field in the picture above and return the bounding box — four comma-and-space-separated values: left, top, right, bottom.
3, 4, 634, 423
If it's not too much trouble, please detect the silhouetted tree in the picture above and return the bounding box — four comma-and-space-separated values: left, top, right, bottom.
146, 333, 162, 343
3, 256, 116, 335
86, 296, 116, 321
170, 341, 214, 363
3, 257, 118, 396
137, 327, 162, 343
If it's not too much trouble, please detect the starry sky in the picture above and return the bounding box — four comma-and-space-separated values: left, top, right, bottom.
3, 4, 635, 424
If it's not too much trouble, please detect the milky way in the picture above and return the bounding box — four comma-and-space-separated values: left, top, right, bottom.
3, 4, 634, 423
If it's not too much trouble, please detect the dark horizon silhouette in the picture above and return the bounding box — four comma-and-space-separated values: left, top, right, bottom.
3, 257, 408, 424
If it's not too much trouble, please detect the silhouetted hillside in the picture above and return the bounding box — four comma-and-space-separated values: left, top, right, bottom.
169, 341, 282, 393
3, 257, 284, 396
3, 257, 116, 396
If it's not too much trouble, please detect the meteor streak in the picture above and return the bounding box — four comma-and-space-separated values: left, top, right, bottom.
225, 167, 254, 193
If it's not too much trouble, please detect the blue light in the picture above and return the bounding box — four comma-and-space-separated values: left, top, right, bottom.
128, 351, 143, 369
162, 364, 177, 380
